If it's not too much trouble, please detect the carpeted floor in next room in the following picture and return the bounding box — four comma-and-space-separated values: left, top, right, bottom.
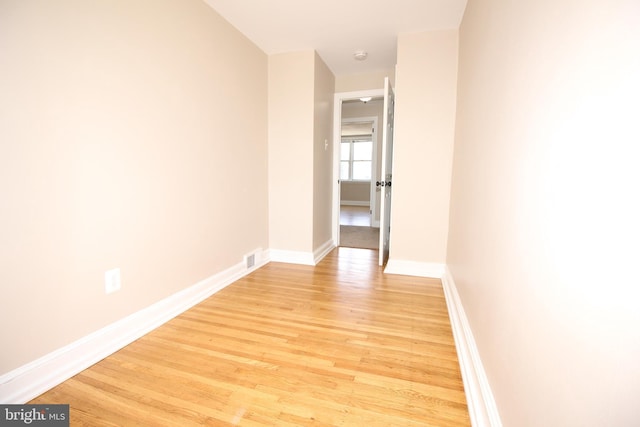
340, 225, 379, 249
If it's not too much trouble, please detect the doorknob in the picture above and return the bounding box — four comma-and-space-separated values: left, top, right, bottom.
376, 181, 382, 187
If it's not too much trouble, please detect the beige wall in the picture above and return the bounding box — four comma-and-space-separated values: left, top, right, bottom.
340, 182, 370, 204
335, 69, 395, 93
0, 0, 268, 374
391, 30, 459, 263
268, 50, 335, 254
268, 51, 315, 253
447, 0, 640, 425
312, 52, 336, 249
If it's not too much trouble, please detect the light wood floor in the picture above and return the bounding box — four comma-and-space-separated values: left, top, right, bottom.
31, 248, 470, 426
340, 205, 371, 227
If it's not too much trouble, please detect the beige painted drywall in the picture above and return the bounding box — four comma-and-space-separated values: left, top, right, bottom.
340, 182, 370, 204
268, 50, 335, 254
447, 0, 640, 425
335, 69, 395, 93
390, 30, 458, 263
268, 51, 315, 253
312, 52, 336, 250
0, 0, 268, 374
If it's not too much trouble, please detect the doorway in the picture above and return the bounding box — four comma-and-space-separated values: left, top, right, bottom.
338, 116, 379, 249
340, 116, 378, 221
332, 89, 384, 251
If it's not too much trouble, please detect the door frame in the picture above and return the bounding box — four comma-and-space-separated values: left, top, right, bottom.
332, 89, 384, 247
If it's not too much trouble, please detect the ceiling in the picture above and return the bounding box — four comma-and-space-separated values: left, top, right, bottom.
202, 0, 468, 76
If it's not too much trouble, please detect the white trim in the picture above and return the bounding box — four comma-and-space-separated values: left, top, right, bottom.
267, 249, 315, 266
267, 241, 335, 266
340, 200, 370, 206
313, 239, 336, 264
0, 250, 269, 404
383, 259, 445, 278
441, 266, 503, 427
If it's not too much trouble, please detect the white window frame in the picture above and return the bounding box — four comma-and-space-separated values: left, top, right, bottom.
340, 135, 374, 182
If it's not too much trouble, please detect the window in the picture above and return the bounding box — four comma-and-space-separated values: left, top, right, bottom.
340, 137, 373, 181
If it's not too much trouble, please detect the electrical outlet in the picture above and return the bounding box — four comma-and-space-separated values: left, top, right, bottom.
104, 268, 121, 294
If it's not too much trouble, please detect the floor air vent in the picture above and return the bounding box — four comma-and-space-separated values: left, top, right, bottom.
244, 253, 256, 269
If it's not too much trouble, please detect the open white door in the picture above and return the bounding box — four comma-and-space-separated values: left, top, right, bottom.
379, 77, 395, 266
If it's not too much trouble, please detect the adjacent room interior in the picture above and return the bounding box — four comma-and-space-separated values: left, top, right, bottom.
339, 101, 382, 250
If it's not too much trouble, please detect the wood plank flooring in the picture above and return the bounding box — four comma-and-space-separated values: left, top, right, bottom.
30, 248, 470, 426
340, 205, 371, 226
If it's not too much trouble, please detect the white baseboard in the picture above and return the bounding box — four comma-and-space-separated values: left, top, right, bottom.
267, 240, 335, 266
441, 266, 503, 427
340, 201, 370, 206
0, 250, 269, 404
267, 249, 316, 265
313, 239, 336, 264
383, 259, 445, 278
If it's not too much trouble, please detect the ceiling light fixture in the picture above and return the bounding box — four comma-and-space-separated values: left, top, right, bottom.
353, 50, 368, 61
360, 97, 372, 103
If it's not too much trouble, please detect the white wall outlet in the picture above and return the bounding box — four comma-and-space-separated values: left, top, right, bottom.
104, 268, 121, 294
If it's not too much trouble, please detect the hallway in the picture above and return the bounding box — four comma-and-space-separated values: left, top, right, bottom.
31, 248, 470, 426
